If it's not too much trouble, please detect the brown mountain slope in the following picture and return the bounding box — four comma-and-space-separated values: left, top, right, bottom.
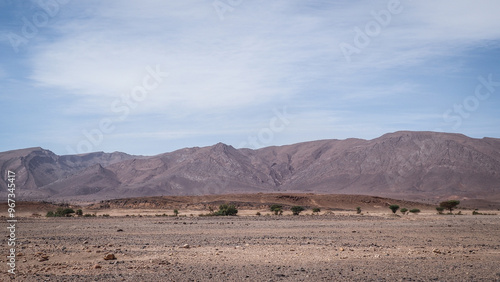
1, 131, 499, 202
254, 131, 500, 200
0, 147, 137, 199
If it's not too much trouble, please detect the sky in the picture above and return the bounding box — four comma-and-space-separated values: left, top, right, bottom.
1, 0, 499, 156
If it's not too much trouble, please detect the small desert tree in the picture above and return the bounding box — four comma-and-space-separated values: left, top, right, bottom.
389, 204, 400, 214
291, 206, 305, 216
270, 204, 283, 215
356, 207, 361, 214
439, 200, 460, 214
76, 209, 83, 216
400, 208, 408, 215
214, 204, 238, 216
173, 209, 179, 217
436, 207, 445, 214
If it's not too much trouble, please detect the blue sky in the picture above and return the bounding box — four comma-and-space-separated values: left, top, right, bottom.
1, 0, 499, 156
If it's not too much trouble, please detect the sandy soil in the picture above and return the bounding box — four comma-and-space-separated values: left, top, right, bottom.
2, 212, 500, 281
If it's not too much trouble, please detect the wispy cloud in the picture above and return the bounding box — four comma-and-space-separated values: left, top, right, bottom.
1, 0, 499, 154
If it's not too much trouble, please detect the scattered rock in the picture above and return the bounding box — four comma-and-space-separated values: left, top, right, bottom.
117, 229, 124, 232
93, 264, 102, 269
180, 244, 190, 249
104, 253, 116, 260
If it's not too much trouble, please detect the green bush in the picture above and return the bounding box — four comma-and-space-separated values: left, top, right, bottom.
389, 204, 400, 214
436, 207, 445, 214
76, 209, 83, 216
409, 208, 420, 214
312, 208, 321, 214
291, 206, 305, 215
400, 208, 408, 215
173, 209, 179, 216
356, 207, 361, 214
46, 208, 76, 217
213, 204, 238, 216
270, 204, 283, 215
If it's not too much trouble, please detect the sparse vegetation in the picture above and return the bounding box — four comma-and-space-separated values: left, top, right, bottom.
213, 204, 238, 216
389, 204, 400, 214
173, 209, 179, 217
46, 208, 76, 217
256, 212, 261, 216
312, 208, 321, 215
270, 204, 283, 215
76, 209, 83, 216
436, 207, 445, 214
400, 208, 408, 215
356, 207, 361, 214
439, 200, 460, 214
473, 209, 497, 215
291, 206, 305, 215
409, 208, 420, 214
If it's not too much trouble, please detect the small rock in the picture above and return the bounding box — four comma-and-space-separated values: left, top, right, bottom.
104, 253, 116, 260
93, 264, 102, 269
117, 229, 124, 232
180, 244, 190, 249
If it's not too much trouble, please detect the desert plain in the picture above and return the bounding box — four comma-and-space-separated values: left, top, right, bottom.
2, 195, 500, 282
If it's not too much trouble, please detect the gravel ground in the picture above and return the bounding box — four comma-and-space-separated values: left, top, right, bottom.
2, 213, 500, 281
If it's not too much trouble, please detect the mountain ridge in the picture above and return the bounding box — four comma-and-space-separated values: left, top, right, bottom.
1, 131, 499, 203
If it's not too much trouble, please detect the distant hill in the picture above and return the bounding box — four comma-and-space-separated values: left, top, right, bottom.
1, 131, 499, 203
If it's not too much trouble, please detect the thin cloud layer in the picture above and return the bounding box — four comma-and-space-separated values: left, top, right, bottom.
1, 0, 499, 155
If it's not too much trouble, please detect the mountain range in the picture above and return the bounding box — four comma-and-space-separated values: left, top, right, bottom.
1, 131, 499, 203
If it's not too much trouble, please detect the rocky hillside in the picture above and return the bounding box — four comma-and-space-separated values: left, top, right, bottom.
1, 131, 499, 202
